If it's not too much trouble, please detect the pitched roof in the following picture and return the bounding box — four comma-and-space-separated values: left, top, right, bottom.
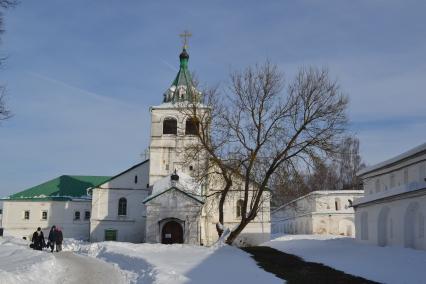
7, 175, 111, 201
93, 159, 149, 188
163, 48, 202, 104
143, 186, 204, 204
357, 142, 426, 176
143, 172, 204, 204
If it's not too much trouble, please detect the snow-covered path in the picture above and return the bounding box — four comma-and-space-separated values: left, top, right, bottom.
54, 252, 126, 284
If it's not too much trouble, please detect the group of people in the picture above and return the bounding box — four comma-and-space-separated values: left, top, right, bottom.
31, 225, 63, 252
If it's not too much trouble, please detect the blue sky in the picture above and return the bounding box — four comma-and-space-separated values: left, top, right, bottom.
1, 0, 426, 196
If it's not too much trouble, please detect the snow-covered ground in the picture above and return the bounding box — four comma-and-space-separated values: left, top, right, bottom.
0, 235, 280, 284
266, 234, 426, 284
0, 237, 125, 284
0, 237, 63, 284
63, 239, 281, 284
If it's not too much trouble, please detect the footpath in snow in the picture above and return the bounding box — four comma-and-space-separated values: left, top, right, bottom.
64, 239, 282, 284
0, 237, 125, 284
0, 237, 63, 284
265, 234, 426, 284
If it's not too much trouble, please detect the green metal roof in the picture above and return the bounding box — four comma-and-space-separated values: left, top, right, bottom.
8, 175, 111, 201
163, 48, 202, 104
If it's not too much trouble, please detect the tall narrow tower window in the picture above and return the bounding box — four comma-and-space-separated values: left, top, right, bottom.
163, 118, 177, 135
185, 118, 199, 135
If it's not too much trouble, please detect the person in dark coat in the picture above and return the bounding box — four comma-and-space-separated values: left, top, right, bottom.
31, 227, 45, 251
55, 226, 63, 252
48, 225, 57, 252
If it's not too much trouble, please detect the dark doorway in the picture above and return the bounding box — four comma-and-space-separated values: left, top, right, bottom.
161, 221, 183, 244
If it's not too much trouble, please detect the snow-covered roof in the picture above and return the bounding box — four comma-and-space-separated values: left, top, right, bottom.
272, 190, 364, 213
143, 172, 203, 203
358, 142, 426, 176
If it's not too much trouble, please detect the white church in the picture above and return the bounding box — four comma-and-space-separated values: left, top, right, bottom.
1, 45, 271, 246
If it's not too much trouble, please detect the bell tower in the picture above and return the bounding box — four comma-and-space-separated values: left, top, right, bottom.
148, 35, 205, 186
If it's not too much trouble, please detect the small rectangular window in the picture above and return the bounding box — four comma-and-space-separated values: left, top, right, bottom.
390, 173, 395, 188
24, 210, 30, 220
134, 175, 138, 184
84, 211, 91, 220
419, 164, 426, 182
42, 211, 48, 220
0, 209, 2, 214
74, 211, 80, 220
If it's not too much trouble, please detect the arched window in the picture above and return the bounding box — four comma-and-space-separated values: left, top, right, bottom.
118, 198, 127, 216
163, 118, 177, 135
185, 118, 199, 135
236, 199, 244, 218
335, 198, 341, 211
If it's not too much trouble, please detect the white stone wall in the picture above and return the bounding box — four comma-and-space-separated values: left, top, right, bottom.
272, 191, 363, 237
145, 189, 203, 244
90, 187, 150, 242
201, 180, 271, 246
2, 200, 91, 240
148, 104, 208, 185
355, 191, 426, 250
90, 161, 151, 243
104, 161, 150, 190
362, 153, 426, 197
355, 150, 426, 250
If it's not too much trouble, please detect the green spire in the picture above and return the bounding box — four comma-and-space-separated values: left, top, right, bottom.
163, 48, 202, 104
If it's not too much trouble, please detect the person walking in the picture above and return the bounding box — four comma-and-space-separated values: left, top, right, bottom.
31, 227, 45, 251
48, 225, 57, 253
55, 226, 63, 252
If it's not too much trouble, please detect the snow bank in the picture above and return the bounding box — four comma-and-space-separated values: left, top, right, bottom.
63, 239, 281, 284
0, 237, 64, 284
266, 234, 426, 284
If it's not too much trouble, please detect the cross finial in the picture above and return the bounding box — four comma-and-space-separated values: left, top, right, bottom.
179, 30, 192, 49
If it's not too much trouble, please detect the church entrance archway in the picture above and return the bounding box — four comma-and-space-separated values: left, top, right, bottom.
161, 220, 183, 244
377, 206, 390, 247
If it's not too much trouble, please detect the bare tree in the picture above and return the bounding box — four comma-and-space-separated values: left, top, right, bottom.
0, 87, 11, 120
182, 62, 348, 244
335, 135, 365, 190
0, 0, 17, 122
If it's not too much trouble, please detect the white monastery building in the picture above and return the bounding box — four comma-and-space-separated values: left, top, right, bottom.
1, 176, 109, 240
272, 190, 363, 237
2, 46, 271, 246
354, 143, 426, 250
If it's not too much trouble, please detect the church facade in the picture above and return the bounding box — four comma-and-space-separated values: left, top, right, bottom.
1, 47, 270, 246
90, 47, 271, 246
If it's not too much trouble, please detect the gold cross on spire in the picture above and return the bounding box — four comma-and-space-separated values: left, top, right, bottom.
179, 30, 192, 49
